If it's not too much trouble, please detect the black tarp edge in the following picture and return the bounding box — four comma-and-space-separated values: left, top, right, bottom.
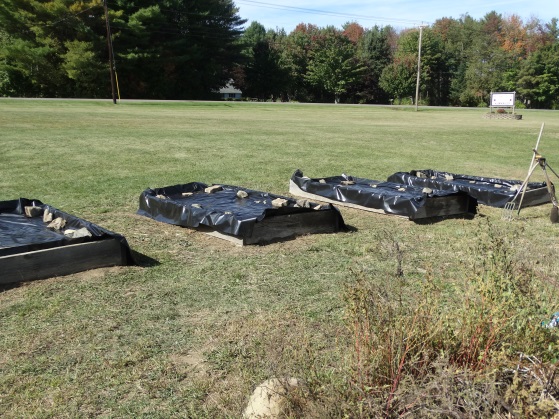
388, 169, 551, 208
291, 169, 477, 220
0, 198, 134, 263
137, 182, 346, 239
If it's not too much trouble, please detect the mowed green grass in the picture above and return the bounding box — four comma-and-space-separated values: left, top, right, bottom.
1, 99, 559, 417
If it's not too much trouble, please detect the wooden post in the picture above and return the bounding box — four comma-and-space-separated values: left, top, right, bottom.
415, 25, 426, 112
104, 0, 117, 104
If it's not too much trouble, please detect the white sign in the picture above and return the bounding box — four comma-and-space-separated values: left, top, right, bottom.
491, 92, 515, 107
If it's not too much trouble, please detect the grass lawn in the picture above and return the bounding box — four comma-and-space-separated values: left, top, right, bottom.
1, 99, 559, 417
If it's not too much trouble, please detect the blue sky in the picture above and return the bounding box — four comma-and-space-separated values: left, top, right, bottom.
234, 0, 558, 31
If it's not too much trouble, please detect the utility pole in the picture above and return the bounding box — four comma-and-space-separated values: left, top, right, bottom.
104, 0, 117, 104
415, 24, 426, 112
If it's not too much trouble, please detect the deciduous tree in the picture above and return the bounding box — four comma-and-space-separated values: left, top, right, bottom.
305, 27, 363, 103
379, 56, 416, 103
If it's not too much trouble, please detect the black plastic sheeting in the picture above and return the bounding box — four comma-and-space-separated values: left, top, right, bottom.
291, 170, 477, 220
137, 182, 346, 242
0, 198, 134, 261
387, 169, 551, 208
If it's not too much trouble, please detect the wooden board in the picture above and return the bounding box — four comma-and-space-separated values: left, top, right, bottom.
197, 210, 343, 246
289, 180, 474, 220
421, 193, 474, 218
197, 225, 245, 246
247, 210, 342, 245
289, 180, 407, 218
1, 239, 127, 285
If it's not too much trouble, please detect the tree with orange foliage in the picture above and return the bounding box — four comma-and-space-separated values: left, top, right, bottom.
342, 22, 365, 44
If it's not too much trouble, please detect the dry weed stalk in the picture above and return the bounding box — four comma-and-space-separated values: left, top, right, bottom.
340, 223, 559, 417
502, 353, 559, 415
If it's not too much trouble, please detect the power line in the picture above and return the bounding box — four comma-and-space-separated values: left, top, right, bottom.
235, 0, 430, 26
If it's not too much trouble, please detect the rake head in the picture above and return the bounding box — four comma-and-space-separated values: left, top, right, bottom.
502, 201, 517, 221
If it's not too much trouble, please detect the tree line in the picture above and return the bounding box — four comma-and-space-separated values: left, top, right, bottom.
239, 16, 559, 108
0, 0, 245, 99
1, 1, 558, 108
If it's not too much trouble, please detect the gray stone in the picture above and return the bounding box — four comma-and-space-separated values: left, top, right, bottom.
237, 190, 249, 199
319, 179, 326, 184
296, 199, 311, 208
24, 206, 42, 218
64, 227, 92, 239
47, 217, 66, 230
271, 198, 288, 208
205, 185, 223, 194
243, 378, 302, 419
422, 187, 433, 194
43, 208, 53, 223
341, 180, 355, 185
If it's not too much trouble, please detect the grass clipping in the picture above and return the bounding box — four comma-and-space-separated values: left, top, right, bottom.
334, 221, 559, 417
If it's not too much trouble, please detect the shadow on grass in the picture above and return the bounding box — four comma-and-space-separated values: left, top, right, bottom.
0, 251, 160, 293
251, 224, 357, 246
0, 282, 22, 293
344, 224, 358, 233
413, 213, 478, 225
130, 250, 160, 267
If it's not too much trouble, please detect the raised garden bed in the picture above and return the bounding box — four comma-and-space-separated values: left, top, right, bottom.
1, 198, 133, 285
290, 170, 477, 220
137, 182, 346, 245
387, 169, 550, 208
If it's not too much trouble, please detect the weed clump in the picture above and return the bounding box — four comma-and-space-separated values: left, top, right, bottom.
330, 221, 559, 417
